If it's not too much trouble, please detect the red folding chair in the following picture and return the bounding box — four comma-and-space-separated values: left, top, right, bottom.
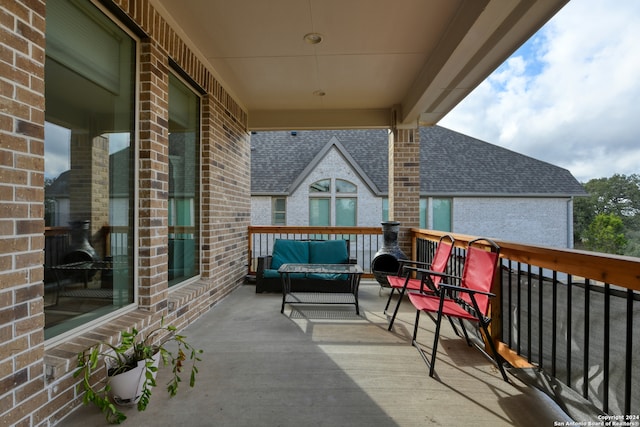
384, 234, 454, 330
407, 238, 508, 382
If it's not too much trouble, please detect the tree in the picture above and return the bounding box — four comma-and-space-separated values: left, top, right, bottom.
573, 174, 640, 254
583, 213, 627, 255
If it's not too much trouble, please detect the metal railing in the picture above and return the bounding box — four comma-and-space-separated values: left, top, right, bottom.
412, 229, 639, 417
246, 225, 639, 415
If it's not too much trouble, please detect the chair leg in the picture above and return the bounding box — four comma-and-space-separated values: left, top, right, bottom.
429, 307, 445, 378
480, 322, 509, 382
411, 309, 421, 343
387, 286, 408, 331
383, 288, 395, 312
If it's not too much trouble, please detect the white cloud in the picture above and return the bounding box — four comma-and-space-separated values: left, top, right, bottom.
440, 0, 640, 183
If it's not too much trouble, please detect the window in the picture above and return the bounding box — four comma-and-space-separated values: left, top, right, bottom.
168, 74, 200, 286
335, 179, 356, 226
309, 198, 331, 226
420, 198, 427, 229
272, 198, 286, 225
432, 198, 452, 232
309, 179, 357, 226
382, 198, 388, 222
310, 179, 330, 193
336, 179, 356, 193
44, 0, 136, 338
383, 197, 450, 231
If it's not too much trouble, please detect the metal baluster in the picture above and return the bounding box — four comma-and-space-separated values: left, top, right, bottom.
583, 279, 590, 399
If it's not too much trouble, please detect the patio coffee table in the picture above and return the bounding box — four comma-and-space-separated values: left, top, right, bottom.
278, 263, 364, 314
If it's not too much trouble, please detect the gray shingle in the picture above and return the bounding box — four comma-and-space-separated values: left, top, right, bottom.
251, 126, 586, 196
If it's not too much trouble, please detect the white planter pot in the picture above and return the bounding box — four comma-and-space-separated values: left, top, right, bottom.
108, 353, 160, 406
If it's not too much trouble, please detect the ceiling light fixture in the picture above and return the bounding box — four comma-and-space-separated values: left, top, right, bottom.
303, 33, 323, 45
313, 90, 326, 97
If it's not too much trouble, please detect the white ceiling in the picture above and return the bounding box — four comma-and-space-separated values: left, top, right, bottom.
152, 0, 568, 130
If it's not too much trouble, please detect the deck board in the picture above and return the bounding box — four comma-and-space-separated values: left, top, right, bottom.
62, 281, 572, 426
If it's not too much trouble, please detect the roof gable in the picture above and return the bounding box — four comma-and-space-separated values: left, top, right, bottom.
250, 127, 587, 197
287, 136, 381, 195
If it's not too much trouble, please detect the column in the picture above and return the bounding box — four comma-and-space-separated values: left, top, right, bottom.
388, 124, 420, 256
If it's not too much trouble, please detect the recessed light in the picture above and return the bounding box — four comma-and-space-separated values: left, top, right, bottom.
304, 33, 323, 45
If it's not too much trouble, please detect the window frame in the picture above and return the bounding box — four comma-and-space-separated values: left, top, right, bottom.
272, 197, 286, 225
309, 178, 358, 226
43, 0, 141, 344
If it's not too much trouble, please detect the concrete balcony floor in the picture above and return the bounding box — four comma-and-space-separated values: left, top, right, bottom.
62, 281, 571, 426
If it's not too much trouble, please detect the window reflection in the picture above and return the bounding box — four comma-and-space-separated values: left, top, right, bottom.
43, 0, 135, 339
310, 179, 330, 192
168, 73, 200, 286
336, 179, 356, 193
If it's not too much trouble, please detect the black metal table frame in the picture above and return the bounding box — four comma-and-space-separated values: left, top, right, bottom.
278, 263, 364, 314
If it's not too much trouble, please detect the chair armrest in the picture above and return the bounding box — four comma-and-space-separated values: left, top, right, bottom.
406, 266, 458, 281
397, 259, 431, 275
437, 282, 495, 298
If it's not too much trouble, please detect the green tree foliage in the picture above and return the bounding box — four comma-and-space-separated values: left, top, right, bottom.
574, 174, 640, 255
583, 213, 627, 254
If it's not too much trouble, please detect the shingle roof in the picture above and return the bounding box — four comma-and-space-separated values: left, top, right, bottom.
250, 126, 587, 197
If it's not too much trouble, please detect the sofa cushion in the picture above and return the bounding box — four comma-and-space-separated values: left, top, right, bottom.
309, 240, 348, 264
270, 239, 310, 270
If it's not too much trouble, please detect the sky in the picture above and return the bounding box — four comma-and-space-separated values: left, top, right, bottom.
439, 0, 640, 183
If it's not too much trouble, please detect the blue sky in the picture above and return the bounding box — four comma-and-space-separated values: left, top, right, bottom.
440, 0, 640, 183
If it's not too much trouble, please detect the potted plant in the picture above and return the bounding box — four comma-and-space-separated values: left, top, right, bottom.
74, 319, 203, 424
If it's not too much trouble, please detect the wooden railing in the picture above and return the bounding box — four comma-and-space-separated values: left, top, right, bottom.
247, 225, 639, 415
247, 226, 384, 278
412, 229, 640, 417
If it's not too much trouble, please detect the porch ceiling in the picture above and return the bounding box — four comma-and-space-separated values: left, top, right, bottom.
152, 0, 568, 130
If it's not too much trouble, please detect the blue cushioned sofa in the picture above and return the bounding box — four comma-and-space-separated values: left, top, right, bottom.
255, 239, 355, 293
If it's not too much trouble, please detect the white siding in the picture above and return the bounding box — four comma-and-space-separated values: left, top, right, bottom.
286, 147, 383, 226
251, 196, 273, 225
452, 197, 572, 247
250, 148, 575, 249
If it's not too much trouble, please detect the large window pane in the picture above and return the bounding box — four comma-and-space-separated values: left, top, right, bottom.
420, 198, 427, 229
310, 198, 330, 226
44, 0, 136, 339
433, 198, 452, 232
168, 74, 200, 286
336, 198, 356, 226
382, 198, 388, 222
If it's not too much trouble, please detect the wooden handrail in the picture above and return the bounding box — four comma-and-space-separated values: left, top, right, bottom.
412, 228, 640, 291
248, 225, 383, 235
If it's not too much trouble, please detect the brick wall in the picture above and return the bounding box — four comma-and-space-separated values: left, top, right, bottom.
0, 0, 251, 425
388, 127, 420, 255
0, 0, 48, 425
